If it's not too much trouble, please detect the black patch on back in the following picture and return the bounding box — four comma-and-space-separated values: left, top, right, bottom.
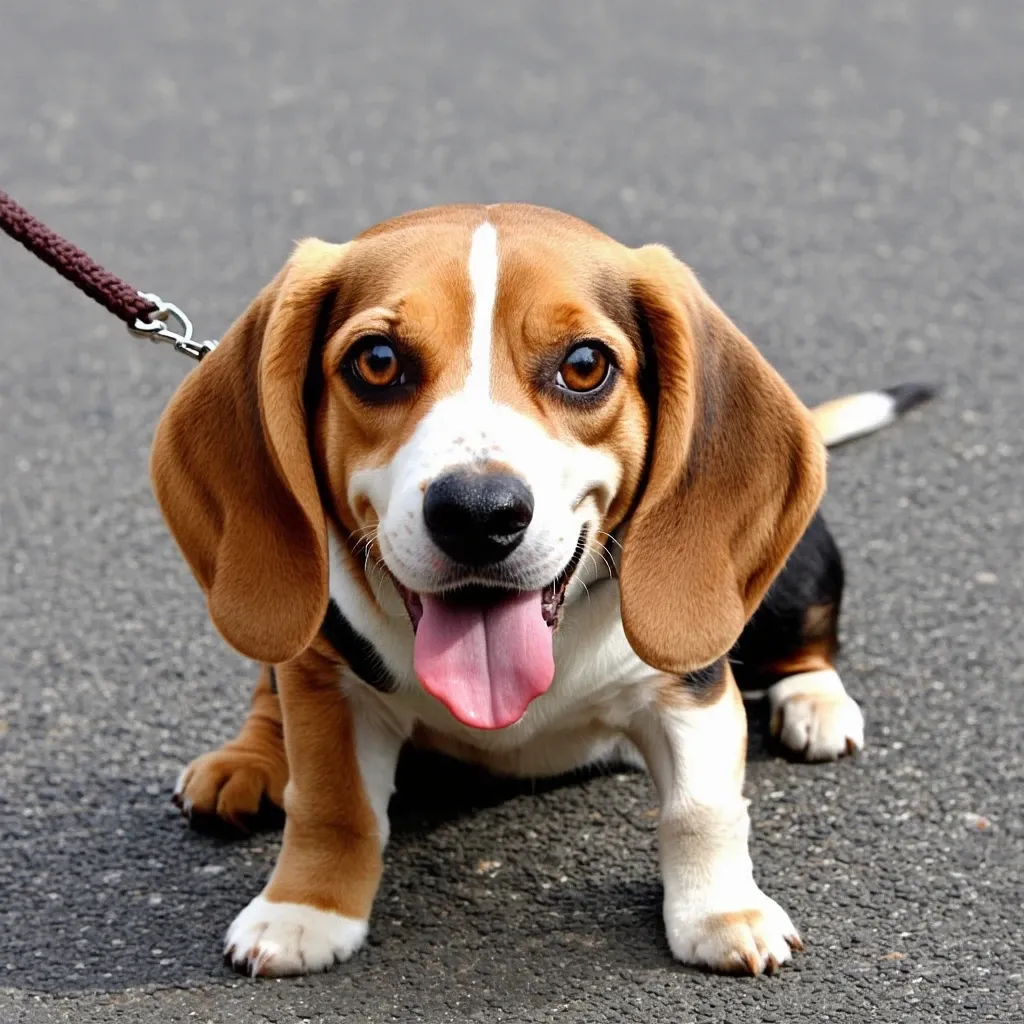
320, 599, 399, 693
731, 510, 844, 690
680, 656, 727, 701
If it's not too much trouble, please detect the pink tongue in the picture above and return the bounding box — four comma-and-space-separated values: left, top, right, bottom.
413, 590, 554, 730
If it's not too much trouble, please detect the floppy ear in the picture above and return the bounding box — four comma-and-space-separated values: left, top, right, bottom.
619, 244, 827, 675
150, 239, 347, 665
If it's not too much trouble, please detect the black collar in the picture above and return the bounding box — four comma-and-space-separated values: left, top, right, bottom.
319, 599, 398, 693
267, 599, 398, 694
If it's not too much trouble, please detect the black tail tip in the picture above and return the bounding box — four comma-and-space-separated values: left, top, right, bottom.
883, 382, 938, 415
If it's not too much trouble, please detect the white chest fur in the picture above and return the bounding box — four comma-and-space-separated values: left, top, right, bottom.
327, 532, 660, 776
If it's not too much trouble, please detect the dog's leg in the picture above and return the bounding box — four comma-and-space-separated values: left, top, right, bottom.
173, 665, 288, 832
224, 650, 407, 977
630, 662, 801, 974
732, 510, 865, 761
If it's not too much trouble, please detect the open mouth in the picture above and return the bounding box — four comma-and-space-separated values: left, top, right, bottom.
391, 527, 589, 731
396, 526, 588, 634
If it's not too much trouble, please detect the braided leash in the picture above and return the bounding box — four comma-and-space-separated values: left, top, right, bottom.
0, 188, 216, 360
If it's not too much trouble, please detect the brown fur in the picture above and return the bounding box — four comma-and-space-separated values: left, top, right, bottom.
153, 204, 824, 676
763, 644, 835, 680
151, 244, 342, 665
154, 203, 827, 964
261, 647, 382, 920
619, 244, 826, 675
173, 666, 287, 830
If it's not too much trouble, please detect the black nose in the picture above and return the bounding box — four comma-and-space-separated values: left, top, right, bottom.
423, 471, 534, 567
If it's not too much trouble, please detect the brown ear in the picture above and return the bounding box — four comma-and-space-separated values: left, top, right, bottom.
619, 244, 827, 674
150, 239, 346, 664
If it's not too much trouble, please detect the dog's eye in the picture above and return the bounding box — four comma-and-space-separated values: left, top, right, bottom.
350, 337, 405, 388
555, 343, 612, 394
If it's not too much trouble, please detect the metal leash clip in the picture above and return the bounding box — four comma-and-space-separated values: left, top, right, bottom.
128, 292, 218, 361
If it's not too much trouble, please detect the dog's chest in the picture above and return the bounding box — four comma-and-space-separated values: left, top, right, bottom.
330, 543, 659, 774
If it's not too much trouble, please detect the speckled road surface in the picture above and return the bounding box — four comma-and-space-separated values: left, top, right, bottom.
2, 2, 1022, 1020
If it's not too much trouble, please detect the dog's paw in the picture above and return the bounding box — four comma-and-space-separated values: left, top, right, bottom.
665, 891, 802, 975
225, 895, 369, 977
173, 746, 286, 834
769, 669, 864, 762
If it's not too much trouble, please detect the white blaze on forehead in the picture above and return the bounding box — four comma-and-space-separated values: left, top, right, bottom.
466, 220, 499, 397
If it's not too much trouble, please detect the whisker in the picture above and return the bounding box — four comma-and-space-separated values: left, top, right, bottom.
595, 529, 624, 554
583, 542, 615, 582
580, 553, 604, 597
350, 525, 380, 559
361, 527, 383, 578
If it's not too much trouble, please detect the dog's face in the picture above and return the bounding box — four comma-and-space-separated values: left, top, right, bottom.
152, 204, 825, 729
316, 209, 650, 726
319, 209, 646, 593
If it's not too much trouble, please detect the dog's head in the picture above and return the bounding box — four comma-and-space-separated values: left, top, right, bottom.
152, 204, 825, 728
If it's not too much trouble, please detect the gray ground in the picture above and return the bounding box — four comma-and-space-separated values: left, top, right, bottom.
2, 1, 1023, 1021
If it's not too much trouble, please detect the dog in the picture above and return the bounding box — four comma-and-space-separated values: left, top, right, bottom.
153, 203, 931, 977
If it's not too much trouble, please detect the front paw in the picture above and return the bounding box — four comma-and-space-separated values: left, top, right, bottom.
225, 895, 368, 977
769, 670, 865, 761
666, 891, 802, 975
173, 746, 286, 834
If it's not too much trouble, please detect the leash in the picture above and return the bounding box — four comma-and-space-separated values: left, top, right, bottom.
0, 188, 217, 361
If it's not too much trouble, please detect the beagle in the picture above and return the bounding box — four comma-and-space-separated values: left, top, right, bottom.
154, 204, 931, 978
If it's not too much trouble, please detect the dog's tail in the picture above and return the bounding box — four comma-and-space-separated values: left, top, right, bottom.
810, 383, 936, 448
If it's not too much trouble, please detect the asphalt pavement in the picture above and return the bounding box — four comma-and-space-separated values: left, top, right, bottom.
2, 1, 1023, 1021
